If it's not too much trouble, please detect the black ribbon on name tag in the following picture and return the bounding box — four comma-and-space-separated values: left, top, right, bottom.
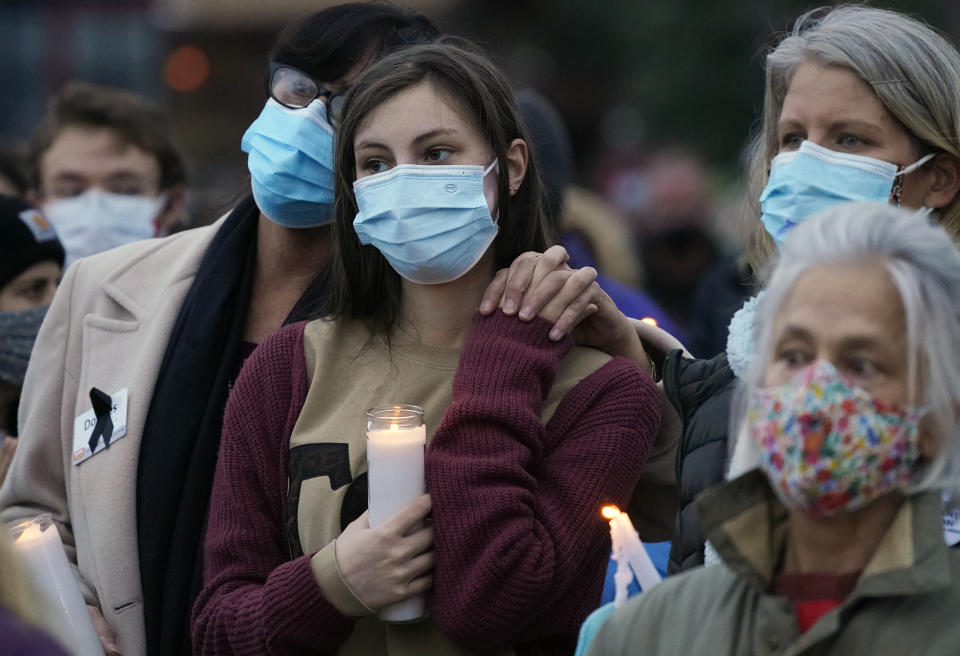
87, 387, 114, 453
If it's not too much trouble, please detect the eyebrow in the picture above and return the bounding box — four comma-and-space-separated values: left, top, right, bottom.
835, 335, 887, 352
411, 128, 459, 146
774, 324, 813, 343
777, 118, 884, 135
355, 128, 460, 152
50, 172, 87, 183
105, 171, 151, 184
776, 324, 891, 352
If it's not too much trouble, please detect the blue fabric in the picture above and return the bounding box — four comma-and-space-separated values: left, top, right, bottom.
577, 542, 671, 656
353, 162, 498, 284
599, 541, 671, 604
562, 231, 685, 341
759, 140, 897, 244
574, 602, 617, 656
241, 98, 335, 227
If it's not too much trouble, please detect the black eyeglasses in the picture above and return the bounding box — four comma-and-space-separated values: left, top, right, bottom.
268, 62, 345, 126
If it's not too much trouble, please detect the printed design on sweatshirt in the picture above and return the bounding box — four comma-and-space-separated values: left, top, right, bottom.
285, 442, 356, 558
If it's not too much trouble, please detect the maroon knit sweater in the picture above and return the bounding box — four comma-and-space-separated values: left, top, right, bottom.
191, 312, 661, 655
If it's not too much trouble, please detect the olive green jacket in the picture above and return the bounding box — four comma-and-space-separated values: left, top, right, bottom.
588, 470, 960, 656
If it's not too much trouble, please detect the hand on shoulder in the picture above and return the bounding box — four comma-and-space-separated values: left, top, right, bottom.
479, 246, 653, 371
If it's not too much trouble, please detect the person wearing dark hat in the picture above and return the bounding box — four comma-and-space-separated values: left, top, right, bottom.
0, 193, 64, 485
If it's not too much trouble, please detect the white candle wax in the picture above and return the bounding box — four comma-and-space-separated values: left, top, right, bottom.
367, 424, 427, 526
609, 534, 632, 608
367, 421, 427, 622
11, 518, 104, 655
611, 512, 662, 592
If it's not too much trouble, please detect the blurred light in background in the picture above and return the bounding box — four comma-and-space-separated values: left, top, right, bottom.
151, 0, 455, 29
164, 45, 210, 93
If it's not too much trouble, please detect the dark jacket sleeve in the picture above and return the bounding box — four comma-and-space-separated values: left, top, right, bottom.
427, 311, 662, 649
191, 322, 358, 655
662, 349, 737, 574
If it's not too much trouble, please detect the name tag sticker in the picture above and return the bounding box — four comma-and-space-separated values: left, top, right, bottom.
72, 388, 128, 465
943, 509, 960, 547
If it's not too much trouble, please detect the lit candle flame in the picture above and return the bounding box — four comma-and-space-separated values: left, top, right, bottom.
390, 423, 399, 431
601, 505, 621, 520
16, 524, 45, 543
640, 317, 658, 327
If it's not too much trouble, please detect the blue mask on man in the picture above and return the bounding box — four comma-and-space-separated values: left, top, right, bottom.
241, 98, 335, 228
759, 140, 935, 243
353, 161, 499, 284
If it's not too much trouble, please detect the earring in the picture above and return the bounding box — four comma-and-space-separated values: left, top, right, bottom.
509, 184, 519, 193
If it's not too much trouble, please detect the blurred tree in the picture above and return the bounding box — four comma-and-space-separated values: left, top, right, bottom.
457, 0, 946, 178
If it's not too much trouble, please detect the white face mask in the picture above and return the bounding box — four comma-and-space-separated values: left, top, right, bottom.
42, 189, 167, 266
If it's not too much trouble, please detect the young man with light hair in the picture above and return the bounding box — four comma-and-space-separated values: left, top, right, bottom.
26, 81, 187, 265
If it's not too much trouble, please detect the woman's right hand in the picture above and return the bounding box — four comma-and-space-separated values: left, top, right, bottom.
479, 247, 651, 364
333, 494, 434, 611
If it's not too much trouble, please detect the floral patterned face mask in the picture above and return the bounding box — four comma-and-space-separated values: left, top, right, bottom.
747, 360, 923, 517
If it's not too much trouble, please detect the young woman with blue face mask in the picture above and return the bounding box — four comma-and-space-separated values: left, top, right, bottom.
0, 5, 440, 656
193, 40, 662, 655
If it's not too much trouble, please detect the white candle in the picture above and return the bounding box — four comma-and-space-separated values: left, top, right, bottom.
8, 514, 104, 655
602, 505, 662, 595
610, 544, 632, 609
366, 404, 427, 623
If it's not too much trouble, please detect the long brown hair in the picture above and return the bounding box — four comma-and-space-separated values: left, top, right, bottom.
319, 38, 552, 335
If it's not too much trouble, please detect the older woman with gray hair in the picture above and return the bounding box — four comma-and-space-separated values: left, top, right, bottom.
588, 202, 960, 655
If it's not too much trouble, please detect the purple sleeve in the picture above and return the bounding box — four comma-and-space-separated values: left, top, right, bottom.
191, 322, 357, 655
0, 608, 71, 656
427, 311, 662, 648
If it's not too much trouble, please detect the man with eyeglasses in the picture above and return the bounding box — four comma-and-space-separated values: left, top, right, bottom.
0, 5, 439, 655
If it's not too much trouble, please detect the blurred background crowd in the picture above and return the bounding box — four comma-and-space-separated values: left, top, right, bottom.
0, 0, 957, 356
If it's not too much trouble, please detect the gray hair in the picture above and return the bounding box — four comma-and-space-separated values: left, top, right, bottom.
737, 202, 960, 492
743, 5, 960, 273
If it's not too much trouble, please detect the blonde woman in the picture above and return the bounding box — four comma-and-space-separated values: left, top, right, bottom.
663, 4, 960, 573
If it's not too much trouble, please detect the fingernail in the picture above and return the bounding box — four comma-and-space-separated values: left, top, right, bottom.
518, 306, 532, 320
503, 300, 517, 314
549, 328, 562, 340
479, 301, 492, 313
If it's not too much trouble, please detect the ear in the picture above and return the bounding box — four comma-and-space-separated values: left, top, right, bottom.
918, 428, 938, 460
155, 184, 187, 235
504, 138, 529, 196
917, 409, 951, 461
921, 153, 960, 210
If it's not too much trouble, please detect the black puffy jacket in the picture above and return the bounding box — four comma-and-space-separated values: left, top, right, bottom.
662, 349, 737, 574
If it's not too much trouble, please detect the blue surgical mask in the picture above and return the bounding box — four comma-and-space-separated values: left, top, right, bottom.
241, 98, 335, 228
759, 140, 935, 243
353, 160, 499, 284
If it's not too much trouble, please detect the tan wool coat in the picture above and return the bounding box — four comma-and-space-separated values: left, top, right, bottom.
0, 218, 223, 655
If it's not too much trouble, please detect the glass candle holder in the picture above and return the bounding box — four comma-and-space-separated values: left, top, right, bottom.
7, 513, 104, 655
366, 404, 427, 623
